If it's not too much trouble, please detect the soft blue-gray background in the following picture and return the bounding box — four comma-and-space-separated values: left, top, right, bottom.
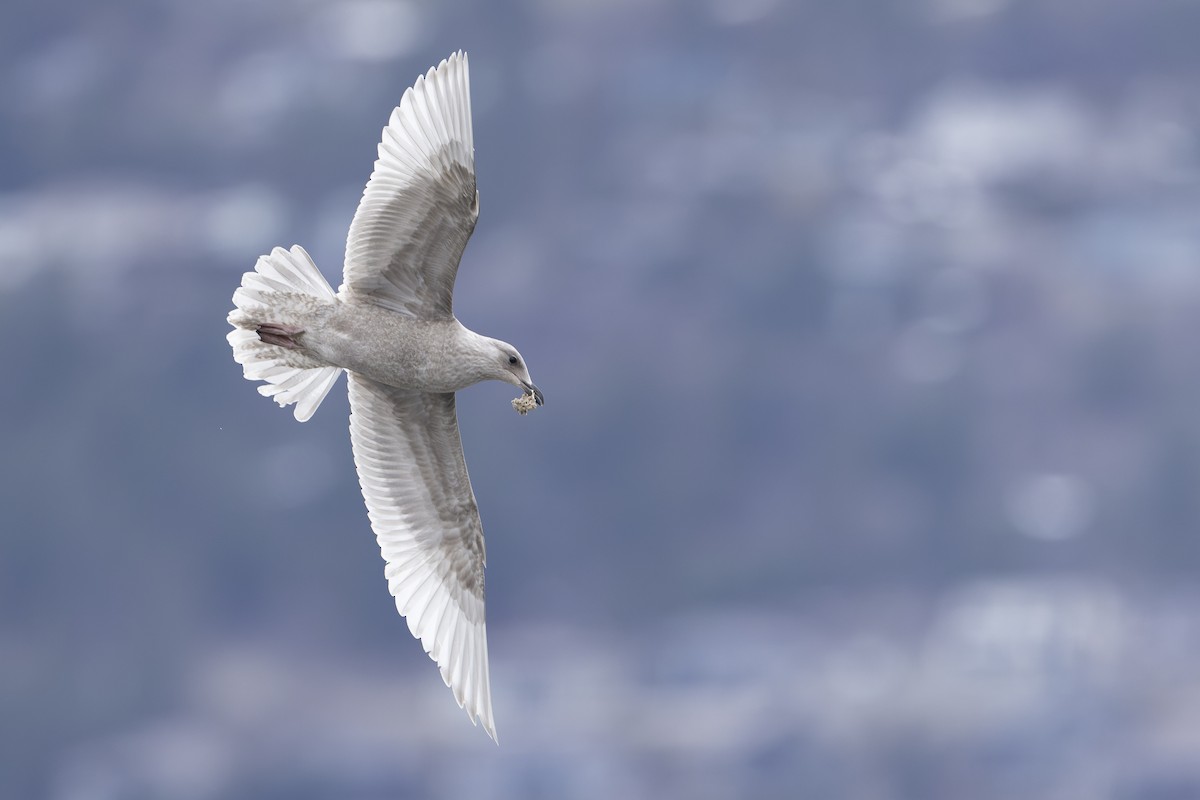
4, 0, 1200, 797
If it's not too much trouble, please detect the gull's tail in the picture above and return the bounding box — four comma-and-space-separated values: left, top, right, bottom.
227, 245, 342, 422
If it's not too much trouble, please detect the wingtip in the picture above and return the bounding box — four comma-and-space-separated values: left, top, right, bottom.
430, 50, 465, 79
436, 50, 468, 75
468, 701, 499, 745
479, 693, 498, 743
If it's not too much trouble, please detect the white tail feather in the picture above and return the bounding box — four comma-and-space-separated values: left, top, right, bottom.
227, 245, 342, 422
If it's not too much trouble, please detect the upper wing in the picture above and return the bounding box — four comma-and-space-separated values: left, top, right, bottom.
347, 373, 496, 741
342, 51, 478, 320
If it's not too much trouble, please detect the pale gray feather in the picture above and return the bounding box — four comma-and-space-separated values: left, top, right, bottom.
347, 373, 495, 739
341, 52, 477, 319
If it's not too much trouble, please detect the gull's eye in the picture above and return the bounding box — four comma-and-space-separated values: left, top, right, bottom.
508, 355, 519, 366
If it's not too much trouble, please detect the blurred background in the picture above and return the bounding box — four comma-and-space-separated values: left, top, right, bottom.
4, 0, 1200, 797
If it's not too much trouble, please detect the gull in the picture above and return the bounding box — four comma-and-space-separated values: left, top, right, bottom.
226, 51, 541, 742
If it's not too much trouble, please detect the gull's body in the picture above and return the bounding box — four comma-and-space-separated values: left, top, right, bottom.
226, 52, 540, 743
302, 302, 506, 392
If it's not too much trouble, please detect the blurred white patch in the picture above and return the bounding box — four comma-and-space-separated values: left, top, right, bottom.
0, 201, 40, 291
930, 578, 1125, 677
315, 0, 425, 62
258, 441, 336, 508
203, 184, 288, 263
906, 578, 1129, 742
708, 0, 779, 26
0, 184, 194, 302
910, 83, 1092, 184
1007, 472, 1094, 541
0, 183, 300, 297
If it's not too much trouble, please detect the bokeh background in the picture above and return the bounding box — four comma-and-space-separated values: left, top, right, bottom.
5, 0, 1200, 797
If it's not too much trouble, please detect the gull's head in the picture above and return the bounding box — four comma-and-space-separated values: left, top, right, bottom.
488, 339, 543, 408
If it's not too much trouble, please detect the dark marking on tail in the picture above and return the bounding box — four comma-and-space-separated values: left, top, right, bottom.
257, 323, 303, 349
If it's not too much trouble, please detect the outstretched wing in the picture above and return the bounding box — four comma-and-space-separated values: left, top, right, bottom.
346, 373, 496, 741
342, 51, 477, 320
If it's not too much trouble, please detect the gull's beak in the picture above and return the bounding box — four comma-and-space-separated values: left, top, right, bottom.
523, 381, 544, 406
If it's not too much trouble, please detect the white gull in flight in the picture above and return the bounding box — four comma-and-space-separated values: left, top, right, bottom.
226, 51, 542, 742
